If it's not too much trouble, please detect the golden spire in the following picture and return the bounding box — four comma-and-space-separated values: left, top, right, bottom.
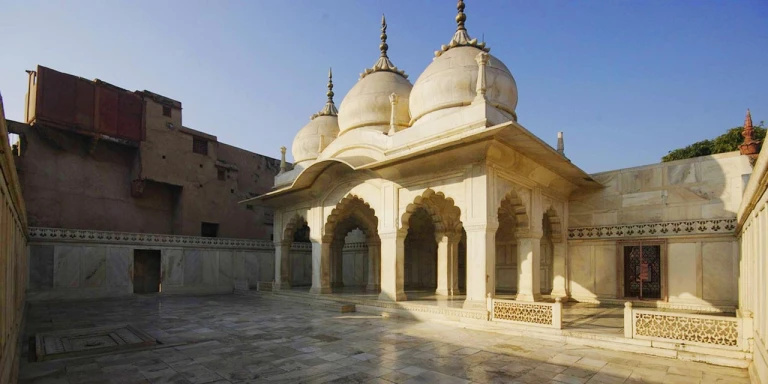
360, 14, 408, 79
435, 0, 490, 58
312, 67, 338, 119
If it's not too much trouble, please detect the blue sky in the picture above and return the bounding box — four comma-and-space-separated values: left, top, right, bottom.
1, 0, 766, 173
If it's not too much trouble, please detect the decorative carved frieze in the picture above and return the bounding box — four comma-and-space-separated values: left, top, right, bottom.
492, 300, 553, 326
568, 219, 736, 240
28, 227, 275, 250
633, 311, 740, 348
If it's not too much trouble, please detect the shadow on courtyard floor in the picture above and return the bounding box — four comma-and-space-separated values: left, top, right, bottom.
17, 294, 748, 384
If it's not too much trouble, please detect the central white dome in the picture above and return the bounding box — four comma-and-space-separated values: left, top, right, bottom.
409, 46, 517, 125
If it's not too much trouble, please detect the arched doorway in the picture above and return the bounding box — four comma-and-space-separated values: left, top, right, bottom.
323, 195, 380, 294
404, 208, 437, 290
401, 189, 464, 298
278, 215, 312, 290
495, 190, 530, 297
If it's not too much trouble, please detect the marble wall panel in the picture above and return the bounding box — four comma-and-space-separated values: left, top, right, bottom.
622, 191, 663, 208
620, 168, 661, 194
702, 241, 736, 303
202, 250, 218, 286
667, 242, 698, 301
568, 245, 594, 298
342, 250, 367, 286
257, 251, 275, 282
107, 248, 132, 287
244, 252, 260, 284
594, 244, 617, 296
667, 163, 698, 185
162, 249, 184, 286
29, 245, 54, 289
81, 247, 106, 288
290, 251, 312, 285
232, 251, 246, 280
183, 249, 203, 285
54, 246, 81, 288
219, 251, 233, 286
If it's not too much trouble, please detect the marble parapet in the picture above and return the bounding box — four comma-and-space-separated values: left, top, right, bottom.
568, 218, 736, 240
29, 227, 275, 249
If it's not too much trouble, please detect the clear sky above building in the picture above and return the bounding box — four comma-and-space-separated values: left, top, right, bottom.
1, 0, 766, 173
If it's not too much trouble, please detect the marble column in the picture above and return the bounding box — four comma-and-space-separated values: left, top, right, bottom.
274, 241, 292, 289
464, 224, 497, 310
366, 240, 380, 291
448, 235, 460, 295
435, 233, 450, 296
331, 242, 344, 288
378, 230, 407, 301
550, 242, 568, 299
516, 231, 543, 302
310, 241, 331, 294
436, 233, 460, 296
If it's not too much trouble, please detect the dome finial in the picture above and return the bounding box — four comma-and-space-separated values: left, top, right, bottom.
456, 0, 467, 32
361, 14, 408, 79
312, 67, 338, 119
435, 0, 490, 58
327, 67, 334, 103
380, 14, 389, 58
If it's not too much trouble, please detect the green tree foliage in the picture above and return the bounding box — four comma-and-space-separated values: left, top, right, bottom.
662, 123, 766, 162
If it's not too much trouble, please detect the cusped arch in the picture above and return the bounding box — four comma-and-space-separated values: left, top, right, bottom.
283, 213, 309, 243
401, 189, 463, 235
543, 206, 563, 242
498, 189, 529, 229
324, 194, 379, 242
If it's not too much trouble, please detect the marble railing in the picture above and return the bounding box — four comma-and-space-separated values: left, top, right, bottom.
623, 302, 750, 350
490, 298, 563, 329
568, 218, 737, 240
28, 227, 275, 249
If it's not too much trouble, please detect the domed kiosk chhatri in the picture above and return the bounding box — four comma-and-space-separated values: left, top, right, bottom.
250, 0, 597, 308
245, 1, 751, 317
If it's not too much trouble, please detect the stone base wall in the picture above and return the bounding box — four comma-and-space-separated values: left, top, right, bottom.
737, 146, 768, 384
26, 228, 275, 301
0, 96, 29, 384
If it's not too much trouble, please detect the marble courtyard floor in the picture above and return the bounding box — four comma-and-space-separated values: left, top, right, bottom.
18, 295, 748, 384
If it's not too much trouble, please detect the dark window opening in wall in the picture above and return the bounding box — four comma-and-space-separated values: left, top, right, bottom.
201, 222, 219, 237
162, 105, 172, 117
293, 224, 310, 242
623, 244, 662, 299
217, 169, 226, 180
193, 137, 208, 155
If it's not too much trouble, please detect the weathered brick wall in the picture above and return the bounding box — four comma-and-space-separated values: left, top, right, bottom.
0, 93, 29, 384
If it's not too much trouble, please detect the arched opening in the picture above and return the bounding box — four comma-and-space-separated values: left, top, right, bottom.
404, 208, 437, 290
540, 214, 554, 293
323, 195, 380, 294
401, 189, 465, 299
495, 190, 530, 296
281, 215, 312, 290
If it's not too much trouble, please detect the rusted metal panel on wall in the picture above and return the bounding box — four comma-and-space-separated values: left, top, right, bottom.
117, 92, 144, 142
95, 85, 119, 137
36, 66, 76, 125
29, 65, 145, 143
74, 78, 95, 132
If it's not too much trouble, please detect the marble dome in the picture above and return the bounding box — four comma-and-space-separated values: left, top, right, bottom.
291, 70, 339, 166
409, 3, 517, 125
338, 16, 412, 136
338, 71, 412, 135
